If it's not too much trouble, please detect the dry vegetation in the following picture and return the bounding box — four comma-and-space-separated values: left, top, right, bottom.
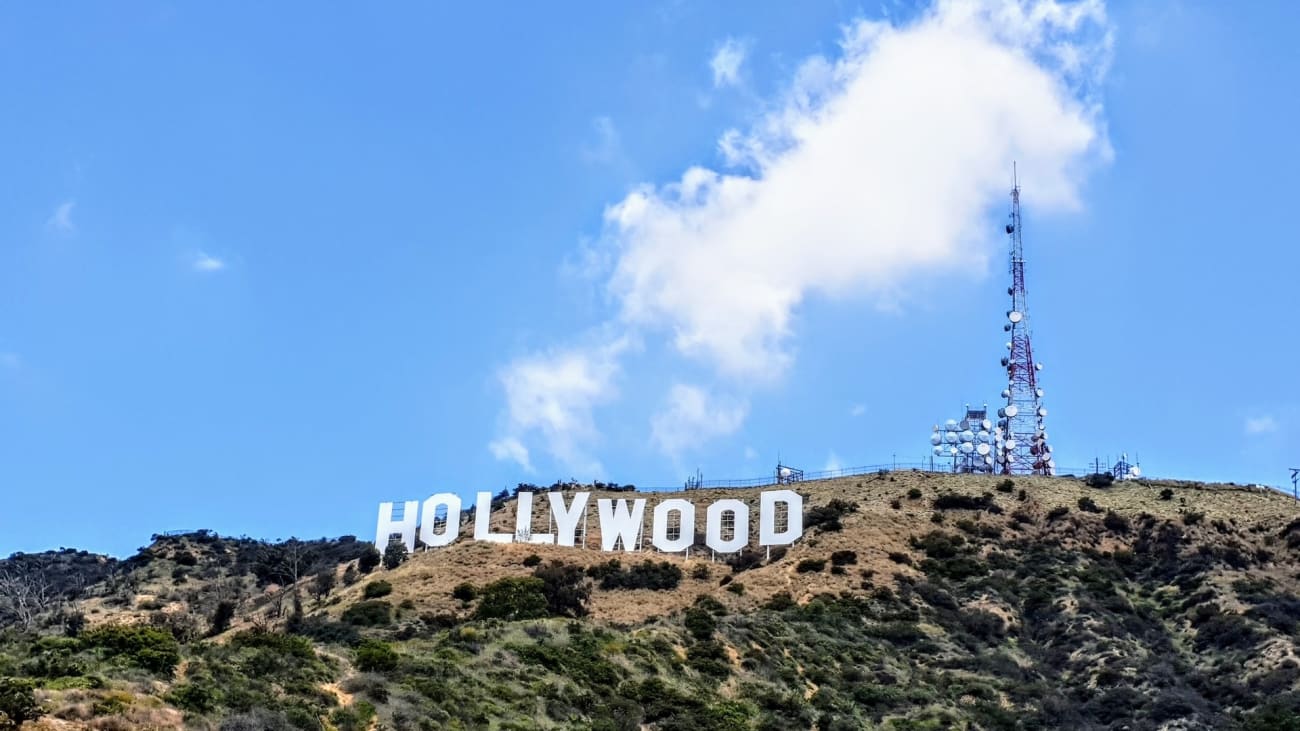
2, 472, 1299, 730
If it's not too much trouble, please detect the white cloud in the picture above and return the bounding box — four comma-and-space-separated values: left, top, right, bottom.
491, 336, 631, 474
651, 383, 748, 458
1245, 416, 1278, 435
710, 38, 749, 88
489, 436, 533, 472
604, 0, 1110, 381
850, 403, 867, 417
46, 201, 75, 234
497, 0, 1111, 464
192, 252, 226, 272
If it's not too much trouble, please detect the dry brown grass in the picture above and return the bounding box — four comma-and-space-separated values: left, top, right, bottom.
329, 472, 1300, 625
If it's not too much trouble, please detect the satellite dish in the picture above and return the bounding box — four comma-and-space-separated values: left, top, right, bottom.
779, 467, 792, 478
1046, 459, 1056, 469
977, 430, 990, 442
1008, 311, 1024, 324
960, 430, 975, 442
1037, 407, 1048, 417
1001, 390, 1011, 399
1004, 324, 1012, 332
1035, 362, 1043, 371
976, 443, 990, 456
1004, 405, 1019, 418
981, 419, 992, 430
945, 431, 958, 444
984, 456, 994, 465
1035, 388, 1044, 398
932, 446, 944, 456
949, 446, 959, 456
960, 442, 974, 454
945, 419, 958, 428
1130, 466, 1142, 477
1043, 444, 1052, 454
959, 419, 970, 430
1005, 342, 1013, 350
1005, 439, 1018, 450
1006, 224, 1015, 234
930, 433, 942, 446
1000, 357, 1009, 367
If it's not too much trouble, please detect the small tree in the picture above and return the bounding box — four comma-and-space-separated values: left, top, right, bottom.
358, 546, 382, 575
311, 569, 337, 601
0, 677, 42, 728
382, 543, 408, 571
342, 564, 360, 585
208, 600, 236, 637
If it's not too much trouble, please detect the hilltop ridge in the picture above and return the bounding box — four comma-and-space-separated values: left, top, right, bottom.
2, 473, 1300, 729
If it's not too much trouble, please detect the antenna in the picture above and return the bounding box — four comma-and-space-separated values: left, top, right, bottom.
998, 166, 1054, 476
1291, 468, 1299, 503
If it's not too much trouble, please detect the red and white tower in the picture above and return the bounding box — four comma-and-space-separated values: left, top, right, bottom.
995, 170, 1054, 475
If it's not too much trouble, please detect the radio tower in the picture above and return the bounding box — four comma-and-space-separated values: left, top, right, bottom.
996, 166, 1054, 475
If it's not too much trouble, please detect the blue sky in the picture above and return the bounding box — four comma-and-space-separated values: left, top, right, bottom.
2, 1, 1297, 557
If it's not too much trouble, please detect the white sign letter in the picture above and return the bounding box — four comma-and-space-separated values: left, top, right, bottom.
706, 499, 749, 554
474, 491, 513, 544
760, 489, 804, 546
515, 491, 554, 544
375, 501, 420, 552
419, 493, 462, 548
597, 498, 646, 552
651, 499, 695, 553
548, 491, 590, 547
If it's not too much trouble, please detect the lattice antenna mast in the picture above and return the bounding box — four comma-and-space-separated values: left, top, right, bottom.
996, 165, 1054, 476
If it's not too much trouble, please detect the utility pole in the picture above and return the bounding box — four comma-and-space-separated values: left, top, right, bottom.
1291, 468, 1299, 503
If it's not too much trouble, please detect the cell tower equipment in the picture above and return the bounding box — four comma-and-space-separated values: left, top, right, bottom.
998, 166, 1054, 476
929, 404, 996, 474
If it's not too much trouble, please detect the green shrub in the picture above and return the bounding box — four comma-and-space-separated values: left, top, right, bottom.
1046, 506, 1070, 522
1183, 511, 1205, 526
907, 488, 923, 500
995, 479, 1015, 493
363, 580, 393, 599
168, 681, 219, 713
342, 600, 393, 626
1077, 497, 1102, 513
522, 554, 543, 567
830, 550, 857, 566
355, 639, 399, 672
587, 559, 682, 590
1085, 472, 1115, 488
81, 624, 181, 674
887, 552, 913, 566
933, 493, 998, 512
805, 499, 859, 532
473, 577, 549, 621
382, 542, 407, 570
0, 677, 42, 728
684, 606, 718, 641
1103, 512, 1131, 534
533, 561, 591, 617
691, 564, 711, 581
452, 582, 477, 601
358, 545, 381, 574
1159, 488, 1175, 501
795, 559, 825, 574
726, 582, 745, 595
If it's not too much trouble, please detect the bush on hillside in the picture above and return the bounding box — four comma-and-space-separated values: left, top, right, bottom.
358, 545, 381, 574
532, 561, 590, 617
0, 677, 42, 728
1085, 473, 1115, 488
452, 582, 477, 602
933, 493, 998, 513
587, 560, 682, 591
355, 639, 399, 672
342, 600, 392, 627
805, 499, 859, 533
1078, 497, 1102, 514
472, 577, 549, 621
363, 580, 393, 599
81, 624, 181, 674
382, 543, 407, 571
795, 559, 826, 574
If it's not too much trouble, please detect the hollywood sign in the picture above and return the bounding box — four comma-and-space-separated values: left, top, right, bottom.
375, 490, 804, 554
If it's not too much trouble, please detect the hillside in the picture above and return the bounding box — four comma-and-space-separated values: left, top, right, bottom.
2, 473, 1300, 730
